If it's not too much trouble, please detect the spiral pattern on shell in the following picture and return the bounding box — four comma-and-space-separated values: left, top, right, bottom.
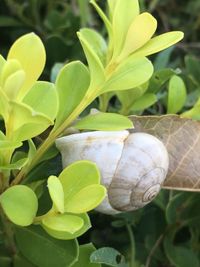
56, 131, 169, 215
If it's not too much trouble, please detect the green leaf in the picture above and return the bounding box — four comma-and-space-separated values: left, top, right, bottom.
148, 68, 176, 93
111, 0, 140, 58
164, 237, 199, 267
117, 83, 148, 112
133, 31, 184, 58
55, 61, 90, 128
47, 176, 64, 213
42, 213, 91, 240
14, 254, 36, 267
64, 184, 106, 213
130, 93, 157, 112
79, 28, 107, 65
42, 214, 84, 234
72, 243, 101, 267
185, 55, 200, 85
103, 57, 153, 92
0, 185, 38, 226
59, 161, 101, 202
0, 256, 11, 267
23, 82, 58, 121
167, 75, 187, 114
74, 112, 133, 131
154, 47, 174, 71
166, 193, 186, 224
0, 16, 22, 27
7, 33, 46, 99
90, 247, 128, 267
15, 225, 78, 267
77, 31, 105, 89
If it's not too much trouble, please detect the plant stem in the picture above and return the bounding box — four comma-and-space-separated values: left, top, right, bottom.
145, 233, 164, 267
0, 209, 16, 257
12, 90, 98, 185
126, 223, 135, 267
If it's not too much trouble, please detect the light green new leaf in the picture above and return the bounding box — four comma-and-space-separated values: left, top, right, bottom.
0, 185, 38, 226
9, 101, 52, 141
4, 70, 25, 100
0, 59, 22, 86
130, 93, 157, 112
64, 184, 106, 214
0, 157, 28, 170
15, 225, 78, 267
59, 161, 101, 201
47, 176, 64, 213
42, 213, 91, 240
79, 28, 107, 66
90, 0, 112, 40
103, 57, 153, 92
133, 31, 184, 58
182, 97, 200, 120
0, 89, 10, 121
117, 83, 148, 110
167, 75, 186, 114
0, 54, 6, 76
72, 243, 101, 267
78, 31, 105, 89
55, 61, 90, 128
23, 81, 58, 122
7, 33, 46, 99
42, 214, 83, 234
74, 112, 133, 131
119, 12, 157, 60
112, 0, 140, 58
0, 140, 22, 150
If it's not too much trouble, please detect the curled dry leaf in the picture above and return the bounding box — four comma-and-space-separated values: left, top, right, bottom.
129, 115, 200, 192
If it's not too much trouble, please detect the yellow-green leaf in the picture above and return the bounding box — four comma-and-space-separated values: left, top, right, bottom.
42, 213, 91, 240
167, 75, 187, 114
59, 161, 101, 202
42, 214, 83, 234
103, 56, 153, 92
23, 81, 58, 122
74, 112, 133, 131
133, 31, 184, 58
78, 31, 105, 89
47, 176, 65, 213
64, 184, 106, 213
112, 0, 140, 58
119, 12, 157, 60
0, 185, 38, 226
7, 33, 46, 99
0, 59, 22, 86
4, 70, 25, 100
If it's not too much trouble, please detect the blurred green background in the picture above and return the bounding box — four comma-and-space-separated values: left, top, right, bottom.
0, 1, 200, 267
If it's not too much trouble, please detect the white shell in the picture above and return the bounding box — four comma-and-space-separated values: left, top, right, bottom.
56, 131, 169, 215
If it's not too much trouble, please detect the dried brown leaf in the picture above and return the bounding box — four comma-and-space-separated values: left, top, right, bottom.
129, 115, 200, 191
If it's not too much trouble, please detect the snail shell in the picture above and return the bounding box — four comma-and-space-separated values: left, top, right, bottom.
56, 131, 169, 215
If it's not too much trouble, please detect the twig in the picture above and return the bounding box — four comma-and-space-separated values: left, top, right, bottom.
145, 233, 165, 267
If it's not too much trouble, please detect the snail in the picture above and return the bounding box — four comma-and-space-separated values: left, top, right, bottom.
56, 130, 169, 214
56, 115, 200, 215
